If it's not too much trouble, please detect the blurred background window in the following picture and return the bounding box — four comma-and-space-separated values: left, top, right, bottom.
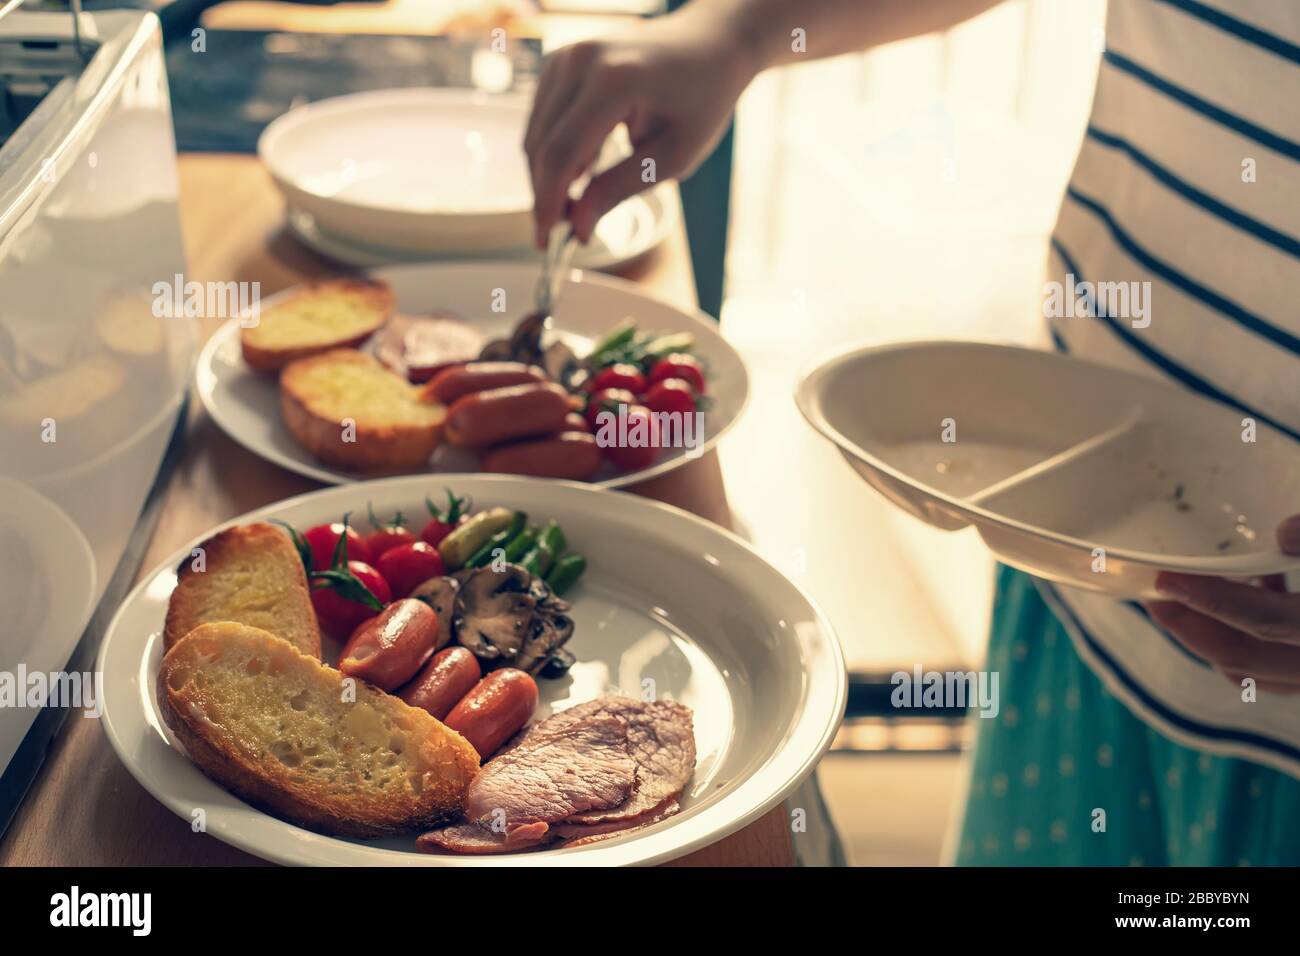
716, 0, 1106, 863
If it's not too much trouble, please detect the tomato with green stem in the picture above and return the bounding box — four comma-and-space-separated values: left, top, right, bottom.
311, 561, 391, 637
305, 514, 391, 636
420, 489, 469, 548
301, 519, 370, 572
364, 502, 415, 559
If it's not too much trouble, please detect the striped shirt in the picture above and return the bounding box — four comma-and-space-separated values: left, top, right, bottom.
1042, 0, 1300, 775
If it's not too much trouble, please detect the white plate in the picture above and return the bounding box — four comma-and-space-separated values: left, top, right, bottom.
196, 262, 748, 488
285, 182, 678, 273
96, 475, 845, 866
259, 89, 534, 254
0, 479, 97, 772
797, 341, 1300, 598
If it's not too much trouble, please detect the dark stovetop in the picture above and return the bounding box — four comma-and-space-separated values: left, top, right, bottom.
166, 29, 541, 153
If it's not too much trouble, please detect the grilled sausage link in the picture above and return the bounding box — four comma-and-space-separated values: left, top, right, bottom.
422, 362, 547, 406
442, 668, 539, 760
338, 599, 440, 691
398, 646, 482, 720
445, 382, 572, 448
480, 431, 602, 480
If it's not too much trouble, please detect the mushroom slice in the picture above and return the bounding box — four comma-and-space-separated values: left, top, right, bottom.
541, 340, 579, 388
506, 311, 547, 364
514, 574, 575, 674
478, 338, 514, 362
409, 575, 460, 651
515, 610, 575, 675
453, 566, 537, 665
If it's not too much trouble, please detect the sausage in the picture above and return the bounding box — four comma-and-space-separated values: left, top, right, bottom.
338, 599, 440, 691
398, 646, 481, 719
442, 668, 539, 759
563, 411, 590, 433
480, 431, 602, 480
423, 362, 547, 406
445, 381, 574, 448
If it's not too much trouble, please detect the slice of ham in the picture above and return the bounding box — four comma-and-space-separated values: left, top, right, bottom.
416, 820, 553, 855
551, 797, 680, 845
417, 695, 696, 856
417, 799, 681, 855
372, 311, 487, 383
548, 698, 696, 824
463, 714, 636, 826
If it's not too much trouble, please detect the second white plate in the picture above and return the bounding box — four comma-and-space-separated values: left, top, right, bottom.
196, 262, 748, 488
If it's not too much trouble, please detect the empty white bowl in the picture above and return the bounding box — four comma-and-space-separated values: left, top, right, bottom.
259, 88, 534, 254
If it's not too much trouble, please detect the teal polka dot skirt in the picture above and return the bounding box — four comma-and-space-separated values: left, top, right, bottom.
957, 565, 1300, 866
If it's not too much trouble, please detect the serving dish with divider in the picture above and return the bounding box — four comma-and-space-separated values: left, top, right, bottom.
796, 341, 1300, 598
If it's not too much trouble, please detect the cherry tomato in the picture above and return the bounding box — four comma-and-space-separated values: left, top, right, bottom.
600, 403, 660, 472
641, 378, 697, 417
420, 490, 469, 547
310, 560, 391, 637
364, 504, 415, 559
302, 521, 370, 572
375, 542, 446, 599
648, 354, 705, 394
584, 387, 637, 431
588, 363, 646, 395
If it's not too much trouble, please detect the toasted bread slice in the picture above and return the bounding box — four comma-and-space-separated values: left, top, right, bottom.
280, 349, 446, 471
241, 278, 394, 373
158, 623, 478, 837
164, 523, 321, 658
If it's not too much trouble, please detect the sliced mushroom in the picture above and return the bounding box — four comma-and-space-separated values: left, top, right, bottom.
451, 566, 578, 674
515, 609, 575, 675
506, 310, 547, 364
409, 575, 460, 651
519, 573, 574, 673
541, 340, 579, 387
478, 338, 514, 362
452, 566, 537, 665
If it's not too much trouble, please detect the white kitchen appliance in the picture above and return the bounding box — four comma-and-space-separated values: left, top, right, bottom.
0, 0, 194, 830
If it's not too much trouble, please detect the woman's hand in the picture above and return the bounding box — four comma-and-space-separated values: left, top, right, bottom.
523, 11, 758, 247
1146, 516, 1300, 693
522, 0, 1007, 246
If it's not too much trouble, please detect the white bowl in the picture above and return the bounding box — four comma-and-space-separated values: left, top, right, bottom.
259, 88, 534, 254
96, 475, 846, 866
797, 341, 1300, 598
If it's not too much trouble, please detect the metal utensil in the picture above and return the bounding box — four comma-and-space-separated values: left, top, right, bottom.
479, 221, 585, 386
535, 219, 577, 320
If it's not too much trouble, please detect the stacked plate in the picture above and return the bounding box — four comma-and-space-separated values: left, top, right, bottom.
259, 88, 677, 271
